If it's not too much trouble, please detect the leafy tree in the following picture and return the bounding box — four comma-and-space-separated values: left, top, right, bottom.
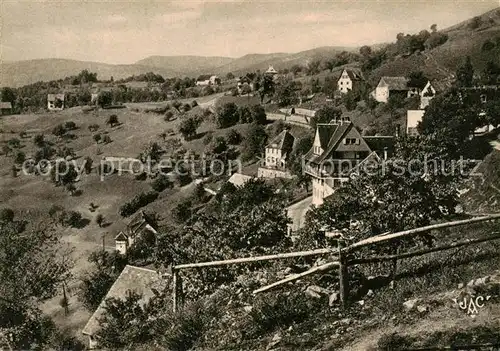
7, 138, 21, 148
250, 104, 267, 124
0, 208, 14, 223
14, 151, 26, 164
107, 114, 119, 127
183, 103, 192, 112
310, 105, 342, 129
95, 214, 104, 227
456, 56, 474, 87
342, 90, 359, 111
257, 75, 275, 103
322, 58, 338, 72
407, 71, 428, 90
274, 80, 298, 107
64, 121, 76, 130
241, 83, 252, 96
238, 105, 252, 123
226, 129, 242, 145
359, 45, 372, 57
84, 156, 93, 174
79, 269, 116, 311
151, 175, 173, 192
34, 134, 45, 147
179, 116, 200, 140
215, 102, 239, 128
103, 135, 112, 144
241, 124, 267, 161
1, 87, 16, 105
172, 200, 193, 223
93, 133, 102, 144
97, 91, 113, 107
226, 72, 235, 80
430, 24, 437, 32
482, 61, 500, 85
306, 59, 322, 75
52, 124, 66, 137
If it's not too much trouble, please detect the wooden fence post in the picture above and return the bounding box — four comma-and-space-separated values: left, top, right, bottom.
172, 268, 178, 313
338, 239, 349, 308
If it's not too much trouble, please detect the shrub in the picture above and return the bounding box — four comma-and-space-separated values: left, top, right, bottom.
250, 104, 266, 124
33, 134, 45, 147
59, 210, 83, 227
164, 110, 175, 121
14, 151, 26, 164
238, 105, 252, 123
93, 133, 102, 144
103, 135, 112, 144
172, 200, 192, 223
106, 114, 119, 127
52, 124, 66, 137
226, 129, 242, 145
183, 103, 191, 112
64, 121, 76, 130
215, 102, 239, 128
7, 138, 21, 148
119, 191, 159, 217
191, 100, 198, 108
0, 208, 15, 223
151, 175, 173, 192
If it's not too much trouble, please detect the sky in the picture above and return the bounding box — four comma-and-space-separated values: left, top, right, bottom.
1, 0, 499, 64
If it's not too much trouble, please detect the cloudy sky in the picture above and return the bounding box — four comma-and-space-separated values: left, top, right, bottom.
1, 0, 498, 64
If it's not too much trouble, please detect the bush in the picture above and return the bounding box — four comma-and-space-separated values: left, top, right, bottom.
103, 135, 112, 144
151, 175, 173, 192
106, 114, 119, 127
226, 129, 242, 145
250, 104, 266, 124
52, 124, 66, 137
0, 208, 14, 223
119, 191, 159, 217
14, 151, 26, 164
215, 102, 239, 128
33, 134, 45, 147
191, 100, 198, 108
64, 121, 76, 130
59, 210, 83, 227
93, 133, 102, 144
172, 200, 192, 223
183, 103, 191, 112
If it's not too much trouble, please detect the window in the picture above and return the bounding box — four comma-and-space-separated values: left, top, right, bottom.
344, 138, 358, 145
480, 94, 487, 103
314, 146, 321, 154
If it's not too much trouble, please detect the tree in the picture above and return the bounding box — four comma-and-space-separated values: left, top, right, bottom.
226, 129, 242, 145
79, 270, 116, 311
250, 104, 267, 124
1, 87, 16, 105
322, 58, 338, 72
257, 75, 275, 103
84, 156, 93, 174
226, 72, 235, 80
342, 90, 359, 111
482, 61, 500, 85
34, 134, 45, 147
407, 71, 428, 90
238, 105, 252, 123
310, 105, 342, 129
0, 223, 71, 349
430, 24, 437, 33
93, 133, 102, 144
241, 124, 267, 161
151, 175, 173, 192
95, 214, 104, 227
359, 45, 372, 57
107, 114, 119, 127
306, 59, 322, 75
52, 124, 66, 137
97, 91, 113, 107
274, 80, 297, 107
0, 208, 14, 223
64, 121, 76, 130
456, 56, 474, 87
215, 102, 239, 128
178, 116, 200, 140
95, 291, 152, 349
172, 200, 193, 223
66, 182, 76, 196
103, 135, 112, 144
240, 83, 252, 96
14, 151, 26, 164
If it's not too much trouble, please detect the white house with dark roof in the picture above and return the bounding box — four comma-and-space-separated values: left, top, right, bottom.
258, 129, 295, 179
371, 76, 419, 103
82, 265, 167, 349
337, 68, 364, 94
114, 211, 158, 255
305, 120, 394, 205
47, 93, 65, 110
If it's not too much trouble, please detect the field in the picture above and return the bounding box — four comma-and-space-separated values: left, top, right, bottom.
0, 92, 254, 341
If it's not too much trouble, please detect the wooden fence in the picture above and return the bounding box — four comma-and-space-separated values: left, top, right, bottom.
171, 214, 500, 312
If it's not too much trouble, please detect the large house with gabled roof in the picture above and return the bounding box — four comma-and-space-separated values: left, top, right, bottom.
337, 68, 364, 94
258, 129, 295, 179
305, 119, 394, 205
371, 76, 420, 103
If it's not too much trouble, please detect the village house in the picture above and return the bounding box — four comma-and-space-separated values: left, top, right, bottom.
337, 68, 364, 94
82, 265, 167, 349
196, 75, 220, 86
258, 129, 295, 179
265, 65, 278, 76
47, 93, 65, 111
371, 76, 419, 103
305, 119, 394, 206
0, 102, 13, 116
115, 211, 158, 255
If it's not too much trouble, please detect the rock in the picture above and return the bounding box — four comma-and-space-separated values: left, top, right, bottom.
458, 283, 465, 289
417, 305, 428, 313
266, 332, 282, 350
305, 285, 330, 299
403, 298, 419, 311
366, 289, 374, 298
329, 292, 340, 306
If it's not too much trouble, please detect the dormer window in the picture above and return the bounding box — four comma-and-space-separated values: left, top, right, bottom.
343, 138, 358, 145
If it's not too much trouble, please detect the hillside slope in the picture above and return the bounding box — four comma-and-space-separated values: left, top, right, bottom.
370, 7, 500, 84
0, 59, 180, 87
135, 55, 234, 76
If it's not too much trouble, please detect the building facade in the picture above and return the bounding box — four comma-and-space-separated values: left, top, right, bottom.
258, 129, 295, 179
337, 68, 363, 94
371, 76, 416, 103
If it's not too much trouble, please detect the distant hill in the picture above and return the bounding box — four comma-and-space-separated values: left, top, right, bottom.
135, 55, 234, 76
369, 7, 500, 84
0, 59, 180, 88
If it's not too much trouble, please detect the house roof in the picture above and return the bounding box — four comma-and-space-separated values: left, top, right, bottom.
127, 211, 158, 237
82, 265, 167, 336
0, 102, 12, 109
363, 136, 395, 155
378, 77, 409, 91
115, 231, 128, 241
341, 68, 363, 81
294, 108, 316, 117
227, 173, 253, 187
305, 122, 354, 163
350, 151, 382, 175
267, 130, 295, 151
47, 93, 65, 101
266, 65, 278, 74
